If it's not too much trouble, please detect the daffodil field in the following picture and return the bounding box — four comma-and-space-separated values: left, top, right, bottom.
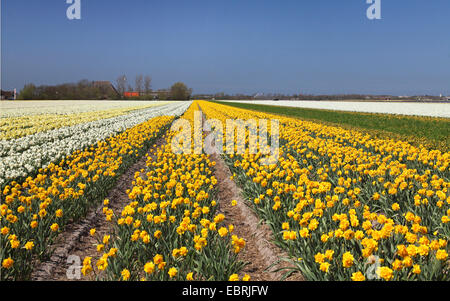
0, 102, 190, 280
1, 100, 449, 281
0, 102, 187, 187
198, 100, 449, 281
83, 104, 246, 281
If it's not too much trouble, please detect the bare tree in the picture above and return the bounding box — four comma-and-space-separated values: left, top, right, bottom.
116, 75, 127, 98
144, 75, 152, 95
135, 75, 143, 95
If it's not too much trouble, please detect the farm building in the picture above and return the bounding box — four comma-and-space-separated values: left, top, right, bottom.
1, 90, 15, 100
124, 91, 140, 98
92, 81, 120, 99
124, 89, 170, 99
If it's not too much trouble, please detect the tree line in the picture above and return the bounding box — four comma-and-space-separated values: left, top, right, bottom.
18, 80, 118, 100
17, 75, 192, 100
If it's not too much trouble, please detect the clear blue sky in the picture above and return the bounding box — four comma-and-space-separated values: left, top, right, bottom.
1, 0, 450, 95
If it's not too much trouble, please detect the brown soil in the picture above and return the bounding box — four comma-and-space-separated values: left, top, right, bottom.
32, 136, 167, 281
211, 152, 303, 281
200, 109, 304, 281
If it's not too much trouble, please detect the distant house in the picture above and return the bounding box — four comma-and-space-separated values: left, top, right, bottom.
145, 89, 170, 100
92, 81, 120, 99
154, 89, 170, 100
124, 89, 170, 100
124, 91, 141, 98
1, 90, 15, 100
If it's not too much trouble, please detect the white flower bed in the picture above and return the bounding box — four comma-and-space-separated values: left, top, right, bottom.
0, 101, 191, 186
0, 100, 167, 117
222, 100, 450, 118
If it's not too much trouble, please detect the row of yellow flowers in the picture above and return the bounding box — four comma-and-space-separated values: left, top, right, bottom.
82, 103, 248, 281
0, 104, 164, 140
0, 116, 174, 280
198, 100, 449, 281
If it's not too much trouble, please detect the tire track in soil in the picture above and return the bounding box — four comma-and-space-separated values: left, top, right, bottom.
200, 109, 304, 281
32, 135, 168, 281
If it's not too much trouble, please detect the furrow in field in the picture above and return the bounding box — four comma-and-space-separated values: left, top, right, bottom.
76, 103, 247, 281
32, 135, 169, 281
195, 108, 303, 281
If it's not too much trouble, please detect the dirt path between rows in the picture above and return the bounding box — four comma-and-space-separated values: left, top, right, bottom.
32, 136, 168, 281
200, 109, 303, 281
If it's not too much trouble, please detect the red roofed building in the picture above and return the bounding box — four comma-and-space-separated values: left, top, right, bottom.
123, 89, 169, 99
124, 91, 140, 98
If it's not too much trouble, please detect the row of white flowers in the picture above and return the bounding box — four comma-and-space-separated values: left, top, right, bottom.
0, 101, 191, 187
0, 103, 178, 157
0, 100, 167, 117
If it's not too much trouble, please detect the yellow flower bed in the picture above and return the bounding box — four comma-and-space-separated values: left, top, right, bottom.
198, 100, 449, 281
0, 115, 174, 280
83, 102, 247, 281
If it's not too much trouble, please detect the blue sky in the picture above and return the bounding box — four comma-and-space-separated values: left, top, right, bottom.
1, 0, 450, 95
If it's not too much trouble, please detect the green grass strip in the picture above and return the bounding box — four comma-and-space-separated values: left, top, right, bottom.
215, 101, 450, 152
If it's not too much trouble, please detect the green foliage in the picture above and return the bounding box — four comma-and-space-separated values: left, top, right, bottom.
17, 84, 36, 100
169, 82, 192, 100
17, 80, 121, 100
